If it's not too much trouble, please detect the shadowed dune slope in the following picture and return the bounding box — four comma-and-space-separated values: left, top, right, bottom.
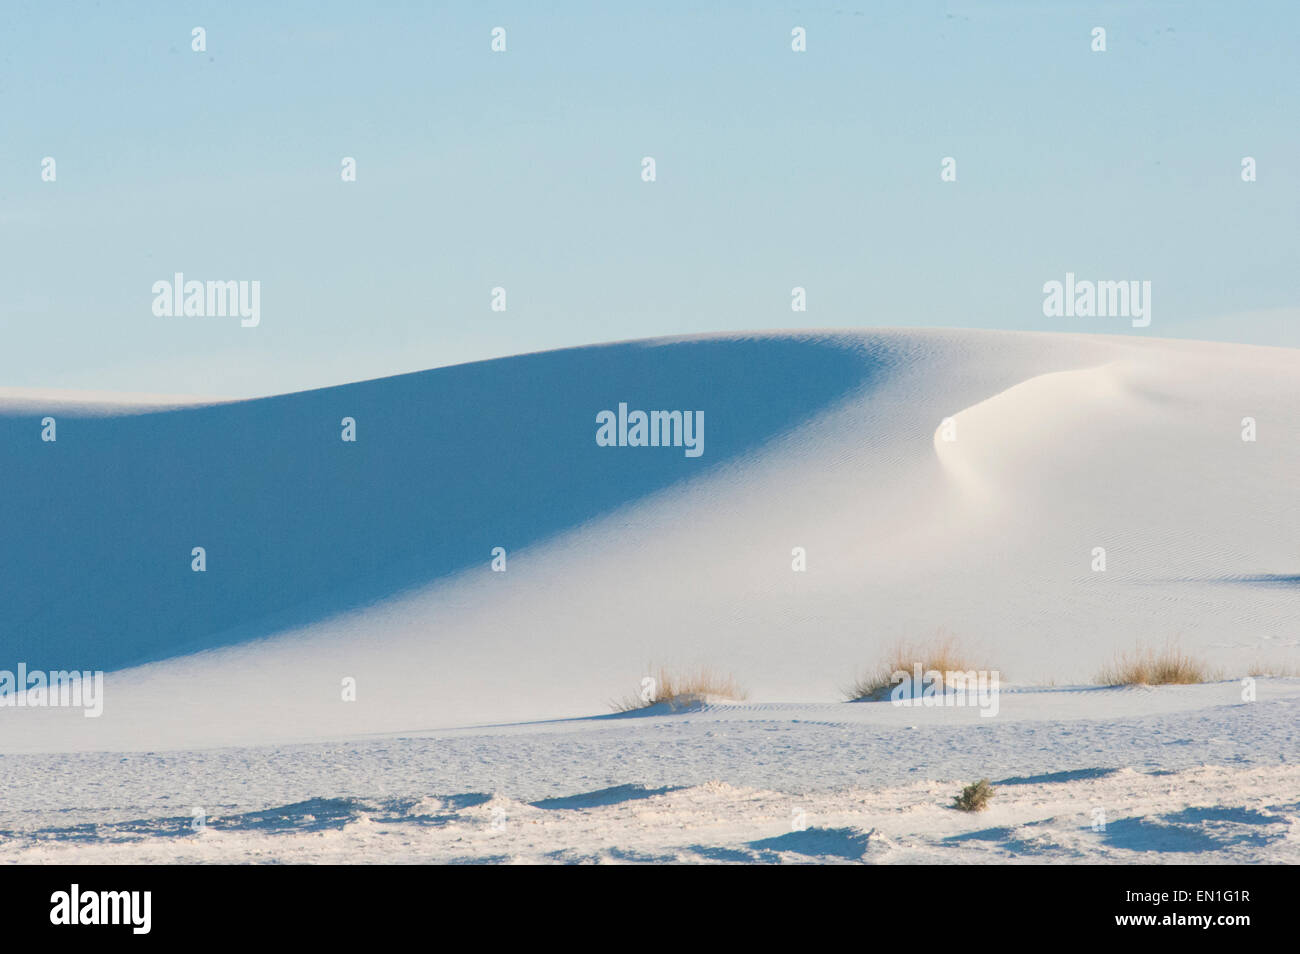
1, 334, 872, 671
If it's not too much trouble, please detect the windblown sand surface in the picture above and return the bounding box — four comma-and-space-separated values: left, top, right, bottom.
2, 329, 1296, 862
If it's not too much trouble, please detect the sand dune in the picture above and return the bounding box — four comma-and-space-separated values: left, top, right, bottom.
2, 328, 1297, 753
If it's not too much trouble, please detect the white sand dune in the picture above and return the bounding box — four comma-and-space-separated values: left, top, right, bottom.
2, 328, 1297, 754
0, 387, 225, 415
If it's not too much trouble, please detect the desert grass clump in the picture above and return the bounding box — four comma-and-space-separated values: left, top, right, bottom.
1245, 660, 1300, 678
845, 634, 986, 701
953, 779, 994, 812
612, 667, 748, 712
1096, 642, 1213, 687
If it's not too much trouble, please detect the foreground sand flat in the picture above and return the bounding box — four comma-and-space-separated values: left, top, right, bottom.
3, 682, 1297, 863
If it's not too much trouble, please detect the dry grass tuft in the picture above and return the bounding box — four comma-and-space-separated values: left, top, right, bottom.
1245, 660, 1300, 678
612, 667, 748, 712
845, 634, 986, 701
1096, 641, 1214, 686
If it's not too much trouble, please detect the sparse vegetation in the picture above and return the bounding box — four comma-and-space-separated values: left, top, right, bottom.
954, 779, 994, 812
845, 634, 988, 701
1096, 642, 1214, 687
1245, 661, 1300, 678
612, 667, 748, 712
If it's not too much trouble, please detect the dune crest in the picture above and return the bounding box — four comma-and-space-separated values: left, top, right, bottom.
2, 328, 1296, 753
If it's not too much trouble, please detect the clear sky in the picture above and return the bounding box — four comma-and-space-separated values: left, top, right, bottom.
2, 0, 1296, 397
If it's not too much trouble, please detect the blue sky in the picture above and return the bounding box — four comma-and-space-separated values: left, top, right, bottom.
2, 1, 1296, 397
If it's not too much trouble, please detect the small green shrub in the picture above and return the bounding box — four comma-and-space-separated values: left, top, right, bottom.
954, 778, 994, 812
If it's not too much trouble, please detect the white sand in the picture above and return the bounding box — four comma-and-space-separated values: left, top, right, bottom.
2, 328, 1296, 862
